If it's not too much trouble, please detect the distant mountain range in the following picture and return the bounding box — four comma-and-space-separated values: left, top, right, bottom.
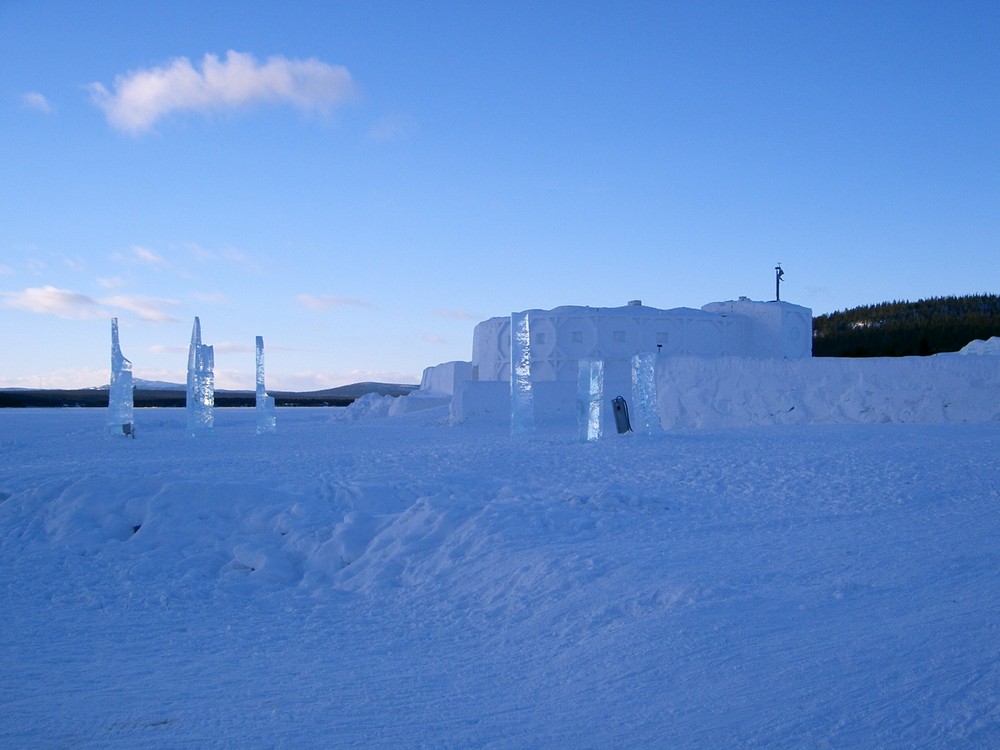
0, 381, 418, 408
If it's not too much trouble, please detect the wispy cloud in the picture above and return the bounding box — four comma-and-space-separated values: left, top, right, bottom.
214, 342, 255, 354
101, 294, 181, 323
132, 245, 169, 268
0, 368, 109, 390
297, 293, 376, 312
64, 258, 88, 273
367, 113, 416, 143
434, 309, 478, 321
191, 291, 229, 304
20, 91, 53, 114
422, 333, 447, 344
1, 285, 103, 319
88, 50, 355, 134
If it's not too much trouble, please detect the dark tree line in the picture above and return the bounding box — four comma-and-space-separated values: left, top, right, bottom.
812, 294, 1000, 357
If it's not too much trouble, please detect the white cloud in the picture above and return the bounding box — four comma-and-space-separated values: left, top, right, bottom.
0, 368, 108, 389
422, 333, 447, 344
100, 294, 181, 323
0, 284, 181, 323
297, 293, 375, 311
97, 276, 127, 289
132, 245, 169, 267
21, 91, 53, 114
88, 50, 355, 134
1, 285, 103, 319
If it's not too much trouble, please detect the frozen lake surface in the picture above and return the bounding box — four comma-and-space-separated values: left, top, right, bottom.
1, 407, 998, 747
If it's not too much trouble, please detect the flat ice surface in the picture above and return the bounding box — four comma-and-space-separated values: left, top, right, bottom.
2, 408, 999, 747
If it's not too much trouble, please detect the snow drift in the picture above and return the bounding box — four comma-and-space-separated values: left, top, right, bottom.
2, 405, 999, 747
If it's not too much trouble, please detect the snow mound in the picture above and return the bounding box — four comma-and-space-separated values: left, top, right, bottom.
958, 336, 1000, 355
330, 391, 395, 420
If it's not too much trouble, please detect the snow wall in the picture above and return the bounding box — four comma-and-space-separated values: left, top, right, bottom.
471, 299, 813, 384
656, 354, 1000, 428
442, 354, 1000, 429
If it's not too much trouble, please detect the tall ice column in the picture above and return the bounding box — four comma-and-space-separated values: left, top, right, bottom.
631, 352, 663, 436
108, 317, 134, 436
255, 335, 276, 434
186, 316, 215, 433
577, 358, 604, 442
510, 311, 534, 435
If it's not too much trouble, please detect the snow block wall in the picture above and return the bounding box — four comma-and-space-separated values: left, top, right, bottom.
656, 354, 1000, 428
701, 297, 812, 359
419, 361, 476, 396
453, 299, 813, 428
472, 300, 812, 383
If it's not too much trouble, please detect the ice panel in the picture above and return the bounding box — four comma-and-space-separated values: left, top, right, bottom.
255, 335, 276, 434
510, 311, 534, 435
576, 358, 604, 442
186, 316, 215, 433
107, 318, 134, 436
631, 352, 662, 435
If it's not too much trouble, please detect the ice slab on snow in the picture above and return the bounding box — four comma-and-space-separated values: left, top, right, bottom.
577, 359, 604, 442
510, 311, 534, 434
186, 317, 215, 433
255, 336, 276, 434
107, 317, 134, 437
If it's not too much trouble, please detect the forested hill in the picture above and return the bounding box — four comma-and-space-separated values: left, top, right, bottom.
813, 294, 1000, 357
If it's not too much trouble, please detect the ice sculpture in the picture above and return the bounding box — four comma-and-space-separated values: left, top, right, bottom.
107, 317, 134, 437
510, 311, 534, 435
631, 352, 663, 436
255, 335, 276, 434
186, 316, 215, 433
576, 359, 604, 442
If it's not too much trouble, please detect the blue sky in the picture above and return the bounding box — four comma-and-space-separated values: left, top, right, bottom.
2, 1, 998, 389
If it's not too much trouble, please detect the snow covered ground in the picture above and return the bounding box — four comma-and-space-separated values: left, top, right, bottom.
2, 402, 999, 747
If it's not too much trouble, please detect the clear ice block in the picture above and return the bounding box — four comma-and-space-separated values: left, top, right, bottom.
107, 317, 134, 437
186, 316, 215, 433
255, 335, 276, 434
576, 358, 604, 442
510, 311, 534, 435
631, 352, 663, 436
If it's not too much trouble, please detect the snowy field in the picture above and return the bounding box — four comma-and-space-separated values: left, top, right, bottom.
2, 405, 999, 748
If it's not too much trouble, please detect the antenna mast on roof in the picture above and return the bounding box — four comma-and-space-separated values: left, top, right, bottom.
775, 263, 784, 301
